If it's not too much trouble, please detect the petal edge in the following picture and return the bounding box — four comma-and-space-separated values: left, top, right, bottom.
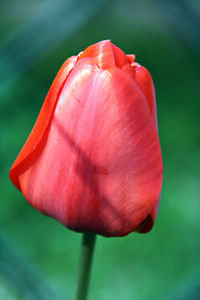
9, 56, 77, 189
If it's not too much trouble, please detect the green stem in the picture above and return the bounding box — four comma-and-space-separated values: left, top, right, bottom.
75, 233, 97, 300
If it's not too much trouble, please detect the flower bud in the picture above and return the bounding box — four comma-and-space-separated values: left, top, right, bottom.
9, 40, 163, 237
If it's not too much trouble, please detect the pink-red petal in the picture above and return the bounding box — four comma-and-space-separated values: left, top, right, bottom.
17, 64, 162, 236
134, 66, 158, 126
9, 56, 77, 189
135, 197, 160, 233
79, 40, 130, 69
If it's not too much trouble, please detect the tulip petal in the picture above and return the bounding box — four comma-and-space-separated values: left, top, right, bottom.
135, 197, 160, 233
79, 40, 130, 69
134, 66, 158, 126
16, 62, 162, 236
126, 54, 135, 63
9, 56, 77, 189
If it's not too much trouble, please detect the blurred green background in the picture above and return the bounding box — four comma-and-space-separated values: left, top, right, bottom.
1, 0, 200, 299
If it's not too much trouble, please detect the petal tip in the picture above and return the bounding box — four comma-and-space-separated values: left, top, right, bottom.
79, 40, 130, 69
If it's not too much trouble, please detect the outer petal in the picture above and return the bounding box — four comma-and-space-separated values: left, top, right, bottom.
16, 61, 162, 237
133, 66, 161, 232
135, 197, 160, 233
9, 56, 77, 189
134, 66, 158, 127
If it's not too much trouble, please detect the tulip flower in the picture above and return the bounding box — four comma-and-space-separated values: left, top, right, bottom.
9, 40, 163, 300
9, 40, 163, 237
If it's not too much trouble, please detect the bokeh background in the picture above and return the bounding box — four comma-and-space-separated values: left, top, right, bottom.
1, 0, 200, 299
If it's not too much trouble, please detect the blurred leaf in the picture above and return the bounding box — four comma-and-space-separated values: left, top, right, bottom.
0, 232, 65, 300
168, 270, 200, 300
154, 0, 200, 53
0, 0, 110, 96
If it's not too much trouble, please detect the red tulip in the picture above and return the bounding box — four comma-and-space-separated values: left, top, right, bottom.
9, 40, 163, 237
